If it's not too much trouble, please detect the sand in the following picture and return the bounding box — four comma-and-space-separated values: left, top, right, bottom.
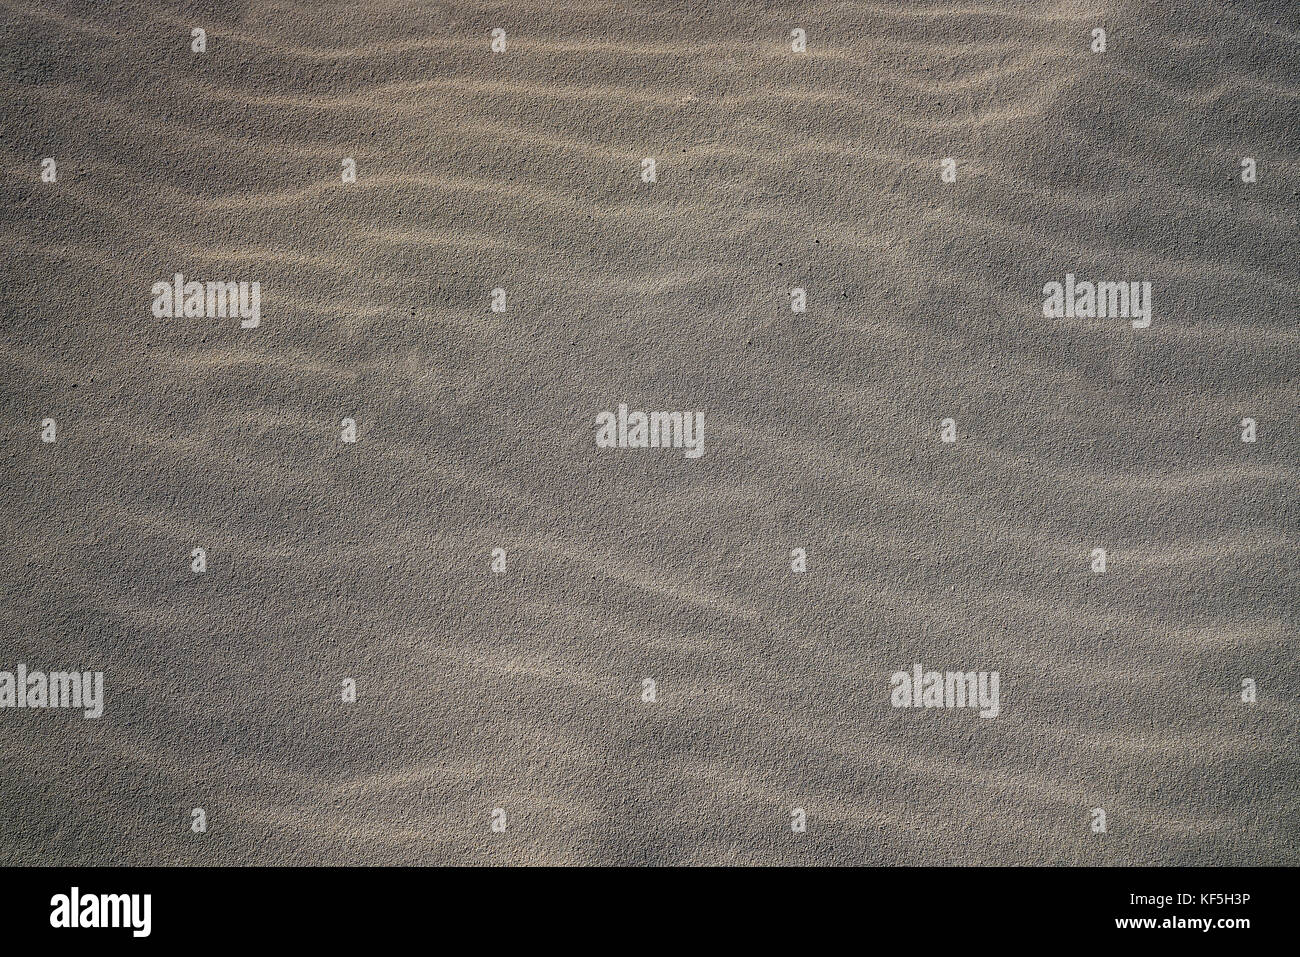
0, 0, 1296, 865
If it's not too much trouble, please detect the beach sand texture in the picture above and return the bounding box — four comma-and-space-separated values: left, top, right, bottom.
0, 0, 1297, 864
